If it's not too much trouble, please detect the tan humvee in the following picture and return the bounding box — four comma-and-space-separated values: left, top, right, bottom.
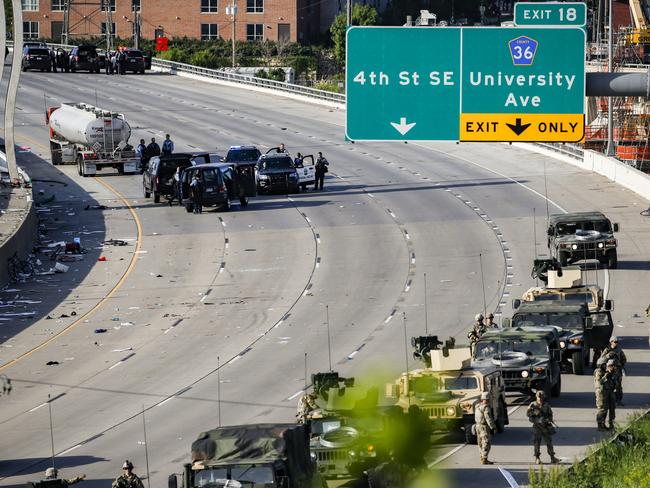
386, 347, 508, 444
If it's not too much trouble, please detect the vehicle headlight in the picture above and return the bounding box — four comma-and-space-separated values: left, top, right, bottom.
571, 244, 578, 250
258, 174, 269, 180
446, 406, 456, 416
535, 367, 545, 375
560, 341, 566, 349
598, 242, 604, 249
289, 173, 298, 179
570, 338, 582, 345
521, 370, 530, 378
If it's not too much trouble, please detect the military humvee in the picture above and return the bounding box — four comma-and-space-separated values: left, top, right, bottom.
515, 262, 613, 313
547, 211, 619, 268
306, 372, 386, 479
504, 300, 614, 375
386, 336, 508, 444
168, 423, 325, 488
472, 326, 562, 398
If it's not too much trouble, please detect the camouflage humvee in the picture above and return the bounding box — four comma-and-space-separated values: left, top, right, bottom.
515, 262, 612, 313
547, 211, 619, 268
386, 336, 508, 444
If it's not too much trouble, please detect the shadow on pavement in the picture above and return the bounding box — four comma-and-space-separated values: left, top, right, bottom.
613, 260, 650, 271
0, 150, 106, 347
493, 426, 603, 446
0, 455, 107, 479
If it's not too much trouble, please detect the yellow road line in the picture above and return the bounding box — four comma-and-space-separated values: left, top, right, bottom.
0, 178, 143, 372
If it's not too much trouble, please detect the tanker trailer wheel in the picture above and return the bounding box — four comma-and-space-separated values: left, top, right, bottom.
77, 155, 84, 176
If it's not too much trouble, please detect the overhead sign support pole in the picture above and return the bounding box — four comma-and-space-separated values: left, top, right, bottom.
4, 0, 22, 185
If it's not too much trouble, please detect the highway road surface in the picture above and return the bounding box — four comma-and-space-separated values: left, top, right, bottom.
1, 70, 649, 487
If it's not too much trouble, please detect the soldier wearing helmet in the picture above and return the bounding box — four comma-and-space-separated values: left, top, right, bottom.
296, 391, 319, 424
474, 391, 497, 465
42, 467, 86, 486
485, 313, 497, 328
526, 390, 559, 465
599, 336, 626, 405
112, 461, 144, 488
594, 357, 617, 431
467, 313, 487, 352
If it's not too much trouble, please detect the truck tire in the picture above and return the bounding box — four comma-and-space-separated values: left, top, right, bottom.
559, 251, 568, 266
464, 423, 478, 445
542, 378, 552, 399
551, 373, 562, 398
153, 192, 160, 203
572, 350, 585, 375
77, 156, 84, 176
222, 197, 231, 212
495, 401, 507, 433
143, 184, 151, 199
607, 250, 618, 269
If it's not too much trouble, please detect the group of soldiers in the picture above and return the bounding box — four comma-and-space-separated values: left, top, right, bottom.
37, 460, 144, 488
594, 335, 627, 431
467, 312, 497, 351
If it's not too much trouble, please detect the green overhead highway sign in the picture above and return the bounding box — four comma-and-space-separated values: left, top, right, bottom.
345, 27, 585, 142
514, 2, 587, 27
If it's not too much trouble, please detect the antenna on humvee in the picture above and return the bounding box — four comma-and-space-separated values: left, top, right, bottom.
403, 312, 411, 407
217, 356, 222, 427
533, 208, 539, 287
326, 305, 333, 372
479, 253, 487, 319
543, 159, 550, 224
424, 272, 429, 335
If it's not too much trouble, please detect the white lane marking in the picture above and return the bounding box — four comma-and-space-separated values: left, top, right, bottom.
604, 268, 610, 300
367, 193, 374, 198
157, 397, 174, 407
405, 232, 411, 240
29, 402, 47, 413
200, 295, 208, 302
59, 444, 82, 455
412, 142, 568, 213
287, 390, 304, 401
428, 443, 465, 467
228, 356, 241, 365
348, 350, 359, 359
305, 217, 311, 224
390, 212, 397, 219
108, 361, 123, 370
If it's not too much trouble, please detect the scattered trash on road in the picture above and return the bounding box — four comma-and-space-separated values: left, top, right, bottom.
46, 361, 60, 366
94, 328, 107, 333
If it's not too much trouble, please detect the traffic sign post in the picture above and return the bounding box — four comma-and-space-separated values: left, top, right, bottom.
345, 26, 585, 143
514, 2, 587, 27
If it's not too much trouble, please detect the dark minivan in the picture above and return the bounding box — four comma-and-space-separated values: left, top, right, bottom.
22, 47, 52, 72
180, 163, 235, 212
69, 45, 101, 73
143, 153, 209, 203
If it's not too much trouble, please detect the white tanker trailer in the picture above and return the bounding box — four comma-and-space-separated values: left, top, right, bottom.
47, 103, 138, 176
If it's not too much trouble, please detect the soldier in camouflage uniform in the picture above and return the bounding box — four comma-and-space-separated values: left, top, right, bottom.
467, 313, 487, 353
42, 467, 86, 487
475, 391, 497, 465
485, 313, 498, 329
112, 461, 144, 488
600, 336, 627, 405
296, 392, 318, 424
594, 357, 617, 431
526, 390, 559, 465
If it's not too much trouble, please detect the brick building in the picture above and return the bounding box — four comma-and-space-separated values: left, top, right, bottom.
20, 0, 321, 44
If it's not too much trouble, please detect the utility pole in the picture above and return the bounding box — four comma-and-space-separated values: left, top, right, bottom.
227, 1, 237, 67
606, 0, 615, 156
134, 11, 141, 50
347, 0, 352, 26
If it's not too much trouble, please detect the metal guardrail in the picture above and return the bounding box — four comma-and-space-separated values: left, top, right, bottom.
535, 142, 584, 159
150, 58, 346, 104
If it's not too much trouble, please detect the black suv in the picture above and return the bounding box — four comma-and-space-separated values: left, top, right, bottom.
69, 45, 101, 73
22, 46, 52, 72
505, 301, 614, 375
547, 211, 619, 268
473, 326, 562, 398
143, 153, 209, 203
180, 163, 235, 212
123, 49, 146, 73
256, 153, 300, 193
224, 145, 261, 165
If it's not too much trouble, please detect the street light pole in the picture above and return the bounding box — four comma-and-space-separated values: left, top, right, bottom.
228, 1, 237, 68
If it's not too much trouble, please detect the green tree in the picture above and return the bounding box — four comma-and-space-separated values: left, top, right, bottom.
330, 4, 378, 67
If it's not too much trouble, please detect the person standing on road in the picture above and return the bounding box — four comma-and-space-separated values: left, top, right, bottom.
314, 152, 329, 190
136, 139, 147, 172
168, 166, 182, 207
50, 49, 58, 73
42, 467, 86, 486
112, 461, 144, 488
162, 134, 174, 155
595, 357, 617, 431
146, 138, 161, 161
190, 174, 204, 214
294, 152, 303, 167
600, 336, 627, 405
526, 390, 559, 465
118, 49, 127, 75
475, 392, 497, 465
277, 143, 288, 153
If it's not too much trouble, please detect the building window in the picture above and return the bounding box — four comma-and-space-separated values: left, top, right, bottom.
51, 0, 65, 11
21, 0, 38, 11
201, 23, 219, 40
23, 21, 39, 38
51, 21, 64, 41
246, 23, 263, 41
132, 0, 141, 12
247, 0, 263, 13
101, 22, 116, 35
101, 0, 116, 12
201, 0, 218, 13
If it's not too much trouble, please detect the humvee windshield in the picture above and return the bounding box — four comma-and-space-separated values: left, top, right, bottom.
195, 466, 274, 487
512, 313, 582, 328
475, 340, 548, 358
556, 220, 611, 235
443, 376, 479, 390
411, 376, 440, 394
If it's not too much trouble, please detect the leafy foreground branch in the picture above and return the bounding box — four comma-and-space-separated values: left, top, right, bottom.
529, 413, 650, 488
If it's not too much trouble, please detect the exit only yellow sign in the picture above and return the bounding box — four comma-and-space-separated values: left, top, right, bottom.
460, 113, 584, 142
